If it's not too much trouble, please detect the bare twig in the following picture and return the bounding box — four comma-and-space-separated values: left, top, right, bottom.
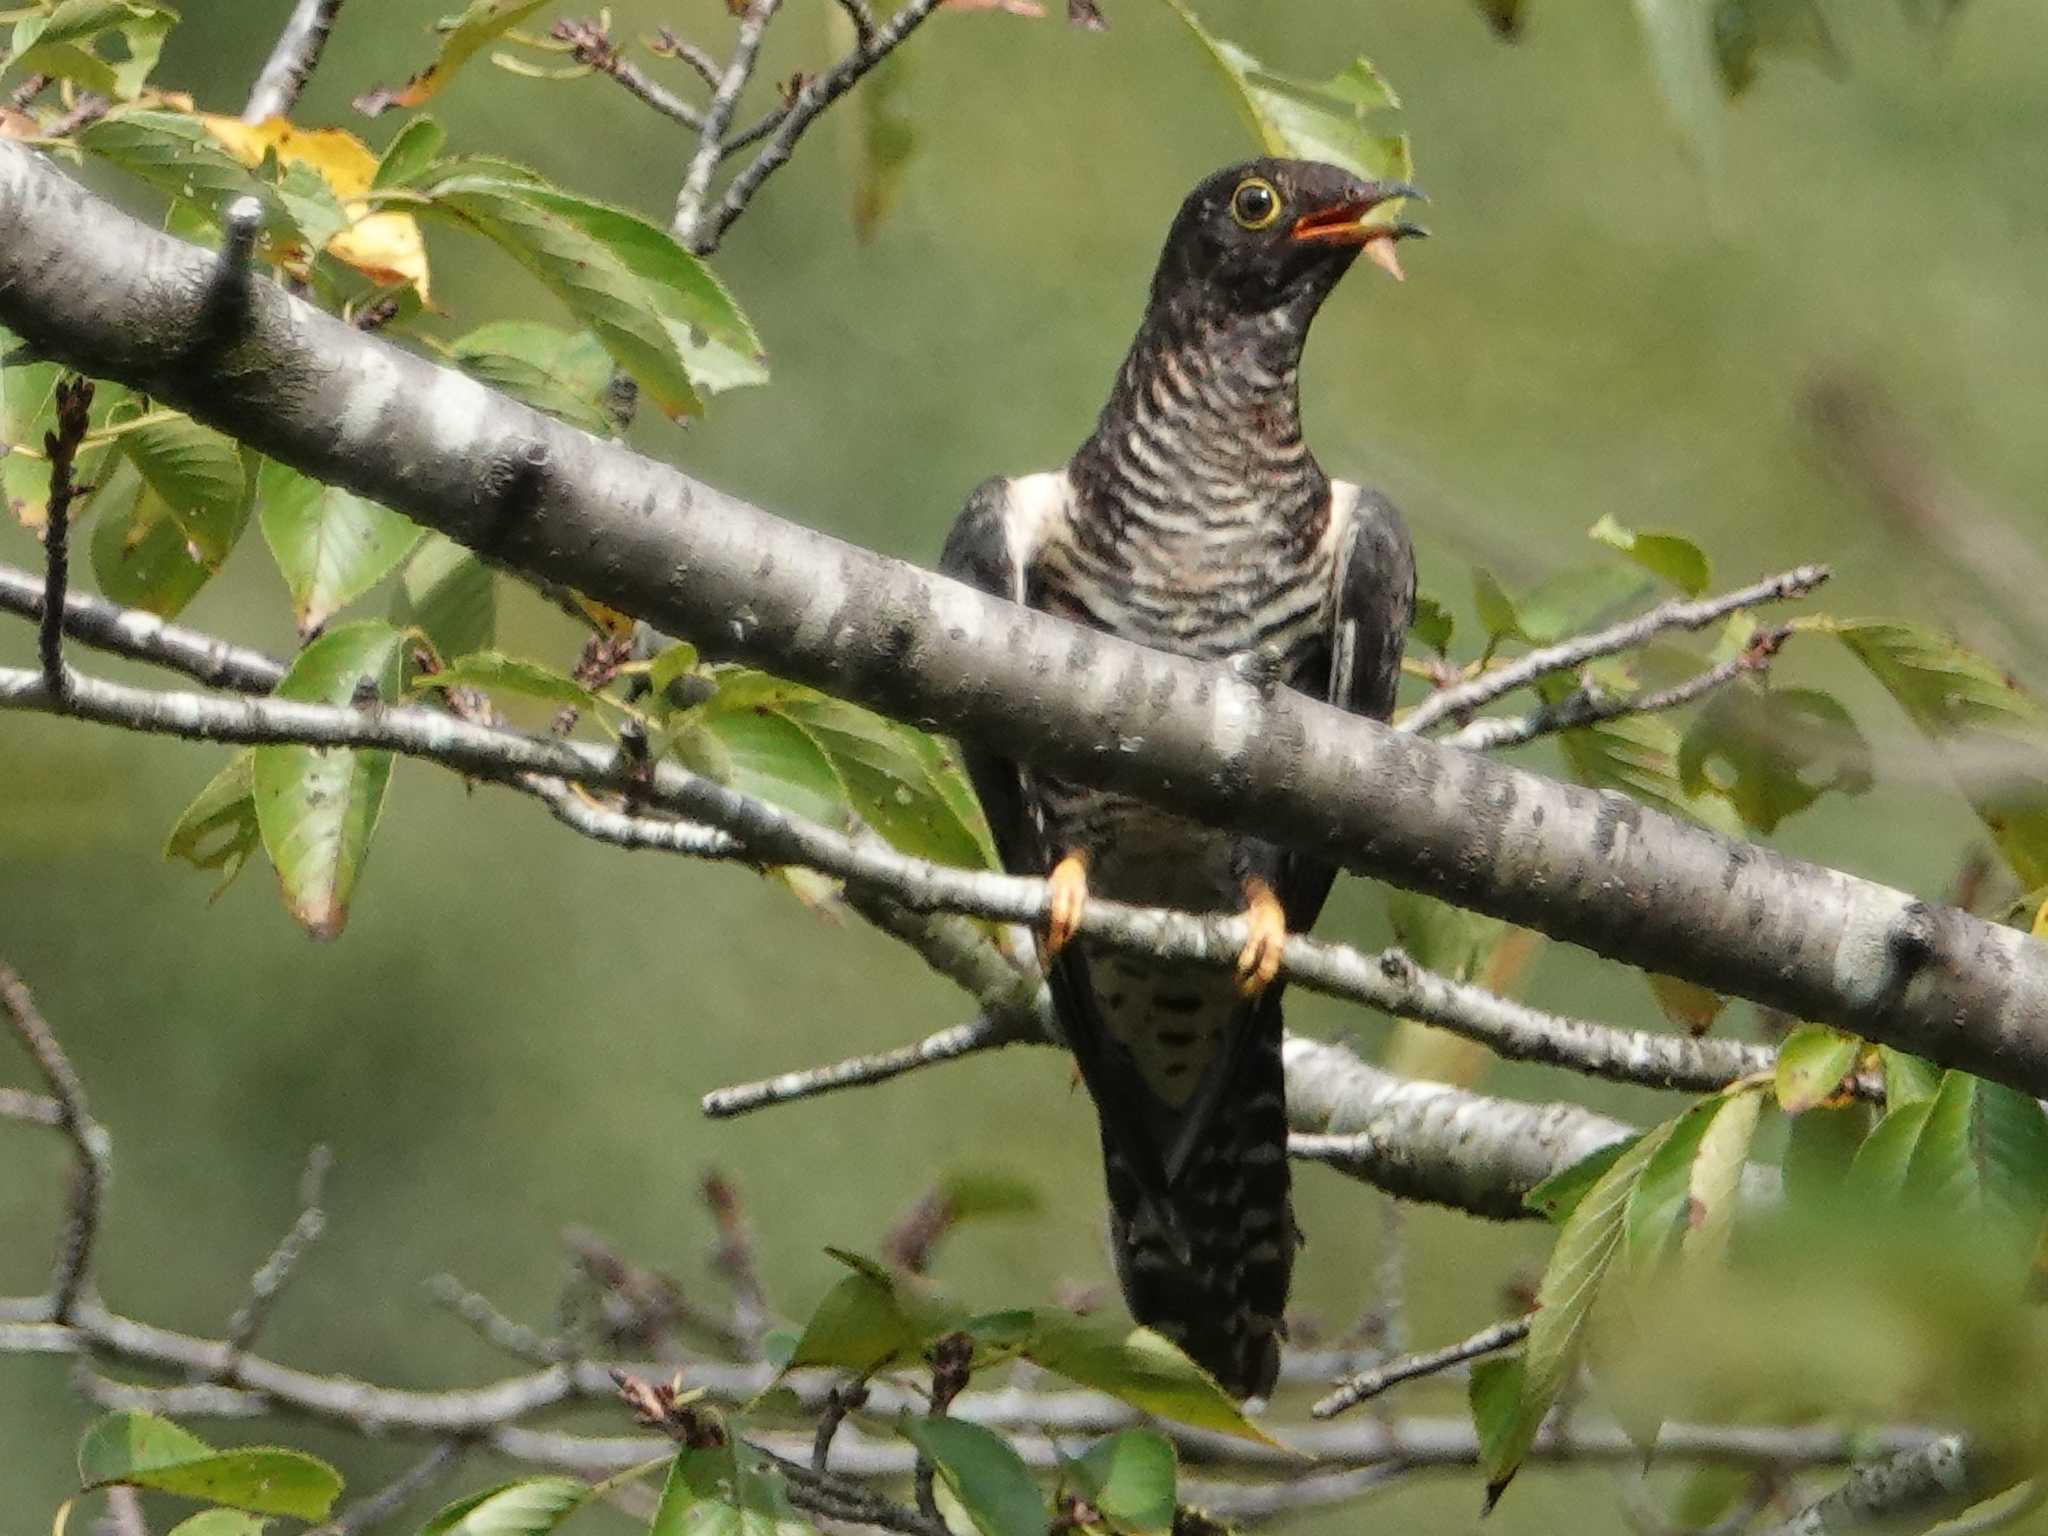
428, 1273, 564, 1366
310, 1442, 465, 1536
1314, 1315, 1532, 1419
222, 1144, 331, 1360
35, 374, 92, 702
670, 0, 784, 245
563, 1226, 750, 1357
1400, 566, 1828, 736
813, 1379, 870, 1473
650, 28, 724, 89
552, 18, 705, 129
245, 0, 348, 122
694, 0, 945, 251
704, 1012, 1038, 1118
0, 1086, 64, 1126
1438, 628, 1788, 754
914, 1332, 973, 1521
1, 963, 107, 1322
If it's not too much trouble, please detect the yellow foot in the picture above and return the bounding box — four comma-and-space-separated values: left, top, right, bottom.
1044, 852, 1091, 958
1235, 876, 1288, 996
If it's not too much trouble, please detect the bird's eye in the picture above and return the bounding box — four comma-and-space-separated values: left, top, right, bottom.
1230, 177, 1281, 231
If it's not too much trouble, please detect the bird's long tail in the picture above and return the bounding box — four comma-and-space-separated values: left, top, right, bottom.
1100, 1019, 1295, 1400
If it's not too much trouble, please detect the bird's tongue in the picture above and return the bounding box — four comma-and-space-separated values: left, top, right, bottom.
1363, 236, 1406, 282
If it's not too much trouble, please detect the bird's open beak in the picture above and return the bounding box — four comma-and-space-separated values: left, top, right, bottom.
1291, 180, 1429, 281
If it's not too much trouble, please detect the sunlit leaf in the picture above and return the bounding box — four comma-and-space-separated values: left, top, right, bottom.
1588, 513, 1709, 596
256, 461, 419, 636
251, 622, 406, 939
651, 1445, 811, 1536
418, 1478, 589, 1536
452, 322, 619, 435
1410, 591, 1454, 655
1516, 564, 1653, 645
1023, 1313, 1275, 1446
1160, 0, 1412, 186
1774, 1023, 1862, 1113
78, 113, 294, 240
75, 1413, 340, 1520
410, 651, 607, 714
9, 0, 177, 101
1880, 1046, 1941, 1108
1065, 1430, 1175, 1536
905, 1419, 1047, 1536
373, 115, 448, 190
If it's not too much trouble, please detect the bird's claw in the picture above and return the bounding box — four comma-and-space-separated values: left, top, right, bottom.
1235, 878, 1288, 996
1044, 853, 1091, 958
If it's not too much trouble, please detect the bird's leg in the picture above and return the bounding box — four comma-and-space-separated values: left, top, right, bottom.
1043, 849, 1092, 958
1235, 874, 1288, 996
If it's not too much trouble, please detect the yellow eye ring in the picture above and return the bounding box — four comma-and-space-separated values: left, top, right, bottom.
1230, 177, 1282, 231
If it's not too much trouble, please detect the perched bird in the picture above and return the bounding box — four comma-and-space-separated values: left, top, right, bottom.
940, 158, 1422, 1398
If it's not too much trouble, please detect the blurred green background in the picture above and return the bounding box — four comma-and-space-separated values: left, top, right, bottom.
4, 0, 2046, 1529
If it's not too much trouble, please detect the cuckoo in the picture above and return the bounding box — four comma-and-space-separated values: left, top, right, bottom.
940, 158, 1421, 1398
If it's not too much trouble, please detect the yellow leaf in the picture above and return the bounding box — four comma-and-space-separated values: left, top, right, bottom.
199, 115, 430, 301
2033, 898, 2048, 938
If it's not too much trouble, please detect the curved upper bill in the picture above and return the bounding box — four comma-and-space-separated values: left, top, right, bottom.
1290, 180, 1429, 280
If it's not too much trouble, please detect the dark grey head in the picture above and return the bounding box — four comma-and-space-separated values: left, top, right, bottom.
1147, 157, 1426, 323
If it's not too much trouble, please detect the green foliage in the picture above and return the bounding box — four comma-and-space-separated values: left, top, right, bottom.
419, 1478, 595, 1536
256, 461, 420, 637
905, 1419, 1046, 1536
8, 0, 177, 101
451, 322, 622, 435
354, 0, 557, 115
392, 535, 497, 661
251, 622, 407, 939
650, 1445, 812, 1536
1823, 618, 2048, 887
1772, 1023, 1863, 1113
1160, 0, 1413, 187
1587, 515, 1709, 597
73, 1412, 340, 1520
162, 751, 261, 899
1064, 1431, 1177, 1535
1678, 684, 1871, 835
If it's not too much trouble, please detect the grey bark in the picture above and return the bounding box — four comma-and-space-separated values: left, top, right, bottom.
3, 142, 2045, 1092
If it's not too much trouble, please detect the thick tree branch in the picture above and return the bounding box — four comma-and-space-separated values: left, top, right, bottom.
2, 142, 2042, 1100
1757, 1436, 1986, 1536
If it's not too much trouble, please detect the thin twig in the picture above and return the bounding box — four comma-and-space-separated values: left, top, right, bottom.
222, 1144, 331, 1359
553, 18, 707, 129
310, 1442, 464, 1536
427, 1273, 564, 1365
671, 0, 784, 245
813, 1380, 870, 1473
1439, 629, 1787, 754
914, 1333, 972, 1522
702, 1170, 771, 1351
694, 0, 945, 252
563, 1226, 750, 1357
36, 375, 92, 702
244, 0, 348, 122
1, 963, 107, 1323
650, 28, 724, 89
1314, 1315, 1532, 1419
703, 1012, 1038, 1118
0, 1087, 64, 1127
1401, 566, 1828, 736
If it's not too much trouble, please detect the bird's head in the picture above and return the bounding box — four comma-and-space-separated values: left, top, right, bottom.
1148, 158, 1426, 323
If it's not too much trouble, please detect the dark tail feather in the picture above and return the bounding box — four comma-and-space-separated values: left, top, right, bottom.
1101, 1026, 1295, 1400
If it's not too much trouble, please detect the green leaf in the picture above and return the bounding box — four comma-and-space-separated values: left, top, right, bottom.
1588, 514, 1710, 596
121, 415, 252, 564
452, 322, 620, 435
1472, 567, 1519, 645
1410, 592, 1455, 655
411, 652, 605, 713
418, 1478, 590, 1536
1022, 1312, 1274, 1446
392, 534, 495, 660
650, 1445, 811, 1536
1774, 1024, 1863, 1114
696, 672, 991, 869
1880, 1046, 1941, 1108
165, 1513, 267, 1536
251, 622, 406, 939
1901, 1072, 2048, 1243
647, 641, 704, 702
1677, 685, 1871, 835
785, 1266, 927, 1375
1487, 1124, 1671, 1499
1524, 1135, 1641, 1224
1846, 1098, 1934, 1203
905, 1419, 1048, 1536
1825, 619, 2048, 887
1682, 1088, 1762, 1262
9, 0, 177, 101
417, 177, 708, 418
88, 456, 223, 618
75, 1413, 340, 1520
354, 0, 555, 114
1467, 1355, 1526, 1513
1781, 1102, 1872, 1206
78, 113, 294, 239
1159, 0, 1412, 186
1553, 694, 1741, 833
1066, 1430, 1175, 1536
163, 751, 261, 899
1624, 1097, 1727, 1272
1712, 0, 1844, 95
256, 461, 419, 636
373, 116, 448, 190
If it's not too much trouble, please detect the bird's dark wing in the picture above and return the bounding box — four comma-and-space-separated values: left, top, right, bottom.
1278, 482, 1416, 932
938, 473, 1180, 1212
